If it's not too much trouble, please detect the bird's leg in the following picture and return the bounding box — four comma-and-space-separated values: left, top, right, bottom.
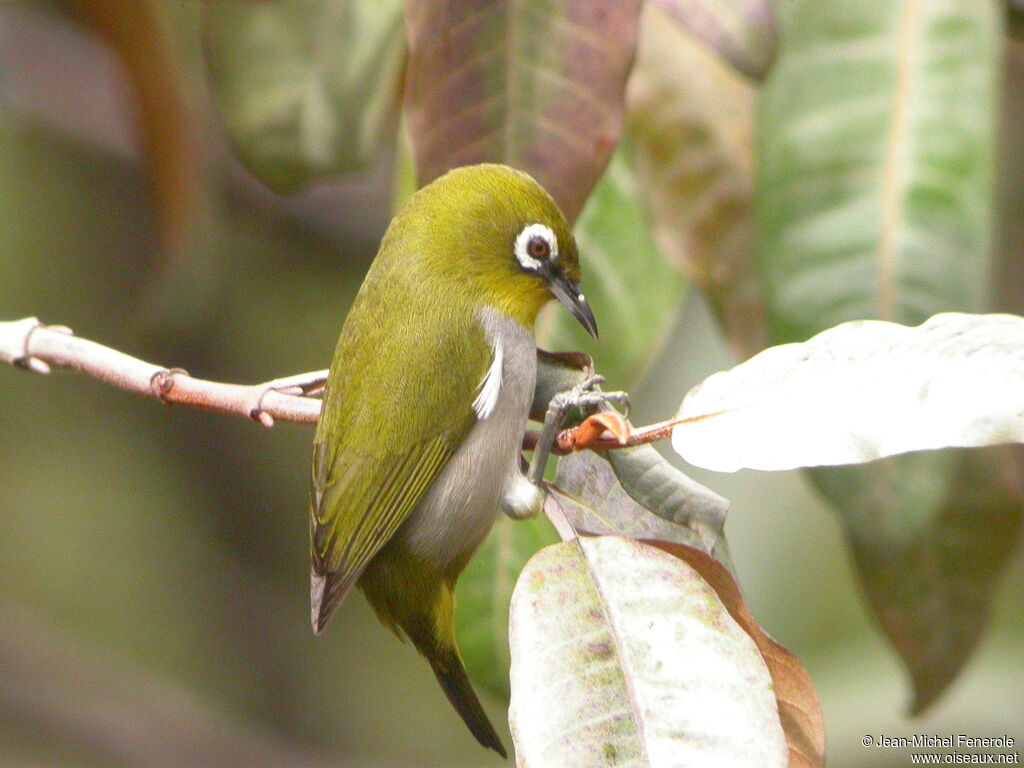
503, 376, 629, 520
528, 375, 630, 485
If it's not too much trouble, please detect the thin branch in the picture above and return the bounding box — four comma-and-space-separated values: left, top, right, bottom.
1, 317, 691, 450
0, 318, 325, 427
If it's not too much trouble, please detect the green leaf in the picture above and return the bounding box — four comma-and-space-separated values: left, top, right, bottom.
628, 4, 765, 358
202, 0, 405, 192
757, 0, 1004, 710
607, 445, 732, 568
811, 446, 1024, 712
758, 0, 1000, 338
550, 448, 729, 559
455, 515, 558, 702
536, 146, 686, 389
403, 0, 642, 223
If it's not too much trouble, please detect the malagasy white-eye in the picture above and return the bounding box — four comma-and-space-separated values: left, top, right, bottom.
309, 164, 597, 756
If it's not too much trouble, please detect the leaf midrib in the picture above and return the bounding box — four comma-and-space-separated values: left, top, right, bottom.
575, 538, 654, 766
877, 0, 924, 320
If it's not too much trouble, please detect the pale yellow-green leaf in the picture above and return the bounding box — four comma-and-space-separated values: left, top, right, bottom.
509, 536, 786, 768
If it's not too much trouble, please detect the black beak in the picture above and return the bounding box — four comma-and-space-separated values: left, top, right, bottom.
548, 270, 598, 339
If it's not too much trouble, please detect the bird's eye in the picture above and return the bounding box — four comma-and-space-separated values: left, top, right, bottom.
514, 223, 558, 273
527, 236, 551, 260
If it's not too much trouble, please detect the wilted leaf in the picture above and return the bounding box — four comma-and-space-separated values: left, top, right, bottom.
537, 145, 686, 389
648, 0, 776, 80
509, 536, 787, 768
202, 0, 405, 192
68, 0, 202, 255
549, 449, 728, 559
403, 0, 642, 222
647, 543, 825, 768
673, 313, 1024, 472
455, 515, 557, 701
628, 3, 765, 358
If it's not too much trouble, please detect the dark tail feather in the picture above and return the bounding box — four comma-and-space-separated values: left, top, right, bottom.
357, 555, 506, 756
428, 646, 507, 758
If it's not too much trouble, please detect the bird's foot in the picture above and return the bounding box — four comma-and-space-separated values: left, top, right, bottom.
245, 370, 330, 427
525, 375, 630, 488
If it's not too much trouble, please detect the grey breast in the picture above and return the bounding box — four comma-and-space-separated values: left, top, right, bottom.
399, 306, 536, 566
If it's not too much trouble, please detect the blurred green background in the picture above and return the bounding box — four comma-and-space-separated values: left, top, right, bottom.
1, 3, 1022, 767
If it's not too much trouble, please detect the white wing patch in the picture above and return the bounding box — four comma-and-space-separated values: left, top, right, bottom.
472, 337, 504, 420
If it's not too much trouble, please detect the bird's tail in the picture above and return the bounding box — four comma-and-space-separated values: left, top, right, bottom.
359, 556, 507, 757
424, 641, 507, 758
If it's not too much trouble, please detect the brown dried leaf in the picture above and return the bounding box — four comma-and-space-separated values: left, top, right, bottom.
568, 410, 629, 451
404, 0, 642, 222
628, 4, 765, 357
67, 0, 203, 257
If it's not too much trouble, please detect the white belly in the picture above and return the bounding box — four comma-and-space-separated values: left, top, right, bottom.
399, 307, 536, 566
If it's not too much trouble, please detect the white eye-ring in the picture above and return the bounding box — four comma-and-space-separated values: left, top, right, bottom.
514, 223, 558, 272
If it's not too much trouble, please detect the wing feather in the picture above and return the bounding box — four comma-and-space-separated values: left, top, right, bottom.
308, 275, 493, 631
310, 436, 455, 630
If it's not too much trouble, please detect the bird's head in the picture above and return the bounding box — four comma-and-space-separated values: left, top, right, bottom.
395, 164, 597, 338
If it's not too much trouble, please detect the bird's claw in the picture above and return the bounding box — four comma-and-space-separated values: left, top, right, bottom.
246, 370, 329, 427
526, 376, 630, 487
548, 377, 630, 422
8, 318, 71, 375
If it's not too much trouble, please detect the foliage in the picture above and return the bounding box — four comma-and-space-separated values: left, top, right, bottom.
3, 0, 1024, 766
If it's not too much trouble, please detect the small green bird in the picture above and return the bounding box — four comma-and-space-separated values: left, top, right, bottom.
309, 164, 596, 756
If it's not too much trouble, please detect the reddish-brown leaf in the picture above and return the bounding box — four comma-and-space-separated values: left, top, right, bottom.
565, 410, 629, 451
404, 0, 641, 222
